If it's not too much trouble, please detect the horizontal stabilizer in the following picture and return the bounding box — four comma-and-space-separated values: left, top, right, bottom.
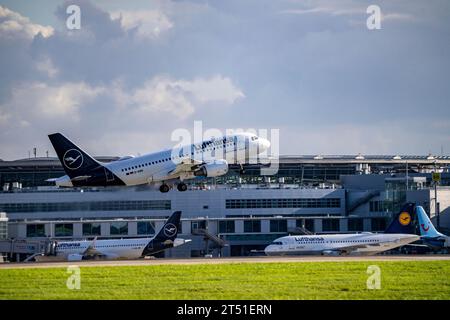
70, 175, 92, 181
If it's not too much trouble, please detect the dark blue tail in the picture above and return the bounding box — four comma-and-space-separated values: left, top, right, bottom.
384, 202, 416, 234
48, 133, 101, 178
142, 211, 182, 256
153, 211, 182, 242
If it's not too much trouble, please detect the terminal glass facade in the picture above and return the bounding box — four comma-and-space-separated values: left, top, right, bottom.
226, 198, 340, 209
0, 200, 171, 213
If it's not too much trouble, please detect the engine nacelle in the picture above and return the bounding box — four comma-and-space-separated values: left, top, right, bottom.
194, 160, 228, 177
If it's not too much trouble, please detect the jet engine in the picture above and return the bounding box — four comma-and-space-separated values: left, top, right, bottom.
194, 160, 228, 177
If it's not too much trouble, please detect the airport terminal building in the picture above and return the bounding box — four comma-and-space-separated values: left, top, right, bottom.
1, 155, 449, 260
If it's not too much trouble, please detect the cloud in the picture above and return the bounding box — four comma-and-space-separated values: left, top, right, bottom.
174, 75, 245, 104
111, 10, 173, 39
1, 81, 104, 122
0, 0, 449, 160
0, 73, 244, 158
1, 73, 242, 122
0, 5, 53, 39
382, 13, 415, 22
278, 0, 416, 25
34, 56, 59, 78
130, 75, 244, 118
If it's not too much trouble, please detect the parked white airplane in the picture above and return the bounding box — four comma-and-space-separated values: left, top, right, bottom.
46, 211, 190, 261
265, 203, 420, 256
47, 132, 270, 192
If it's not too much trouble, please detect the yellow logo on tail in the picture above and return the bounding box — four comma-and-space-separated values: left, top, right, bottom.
399, 212, 411, 226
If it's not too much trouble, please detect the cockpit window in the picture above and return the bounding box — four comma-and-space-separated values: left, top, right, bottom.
272, 241, 283, 245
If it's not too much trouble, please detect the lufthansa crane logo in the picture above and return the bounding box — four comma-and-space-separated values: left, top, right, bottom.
398, 212, 411, 226
63, 149, 84, 170
163, 223, 177, 237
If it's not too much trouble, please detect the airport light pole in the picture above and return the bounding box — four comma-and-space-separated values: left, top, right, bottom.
433, 160, 440, 231
405, 160, 408, 191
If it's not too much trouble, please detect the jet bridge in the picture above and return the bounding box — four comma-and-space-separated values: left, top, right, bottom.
192, 228, 227, 256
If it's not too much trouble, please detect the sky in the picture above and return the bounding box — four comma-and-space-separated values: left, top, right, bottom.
0, 0, 449, 160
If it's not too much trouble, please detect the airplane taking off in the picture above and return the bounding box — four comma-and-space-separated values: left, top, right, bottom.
416, 205, 450, 251
47, 132, 270, 192
43, 211, 190, 261
264, 203, 420, 256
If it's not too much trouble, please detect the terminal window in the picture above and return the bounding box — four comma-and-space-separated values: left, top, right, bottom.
219, 220, 235, 233
55, 223, 73, 237
83, 223, 101, 236
26, 224, 45, 237
270, 220, 287, 233
137, 221, 155, 235
348, 218, 364, 232
371, 218, 387, 231
0, 222, 6, 240
302, 219, 315, 233
110, 222, 128, 235
191, 221, 206, 231
243, 220, 261, 233
322, 219, 340, 232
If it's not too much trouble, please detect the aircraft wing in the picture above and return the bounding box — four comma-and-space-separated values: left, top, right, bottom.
325, 242, 388, 255
81, 237, 104, 257
166, 158, 204, 178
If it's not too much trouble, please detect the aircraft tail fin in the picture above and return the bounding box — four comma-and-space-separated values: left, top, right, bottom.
48, 133, 101, 178
141, 211, 182, 256
153, 211, 182, 242
416, 205, 443, 237
384, 202, 416, 234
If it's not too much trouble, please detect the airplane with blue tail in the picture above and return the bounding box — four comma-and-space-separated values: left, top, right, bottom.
265, 203, 420, 256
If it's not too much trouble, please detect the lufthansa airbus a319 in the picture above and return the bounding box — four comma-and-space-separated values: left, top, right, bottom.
47, 132, 270, 193
37, 211, 189, 261
264, 203, 420, 256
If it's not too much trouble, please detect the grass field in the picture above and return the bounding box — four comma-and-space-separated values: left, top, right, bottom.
1, 261, 450, 299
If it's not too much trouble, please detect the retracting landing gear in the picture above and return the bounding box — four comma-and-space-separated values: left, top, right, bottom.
177, 183, 187, 192
159, 183, 170, 193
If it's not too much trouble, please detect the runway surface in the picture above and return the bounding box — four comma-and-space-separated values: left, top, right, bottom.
1, 255, 449, 269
